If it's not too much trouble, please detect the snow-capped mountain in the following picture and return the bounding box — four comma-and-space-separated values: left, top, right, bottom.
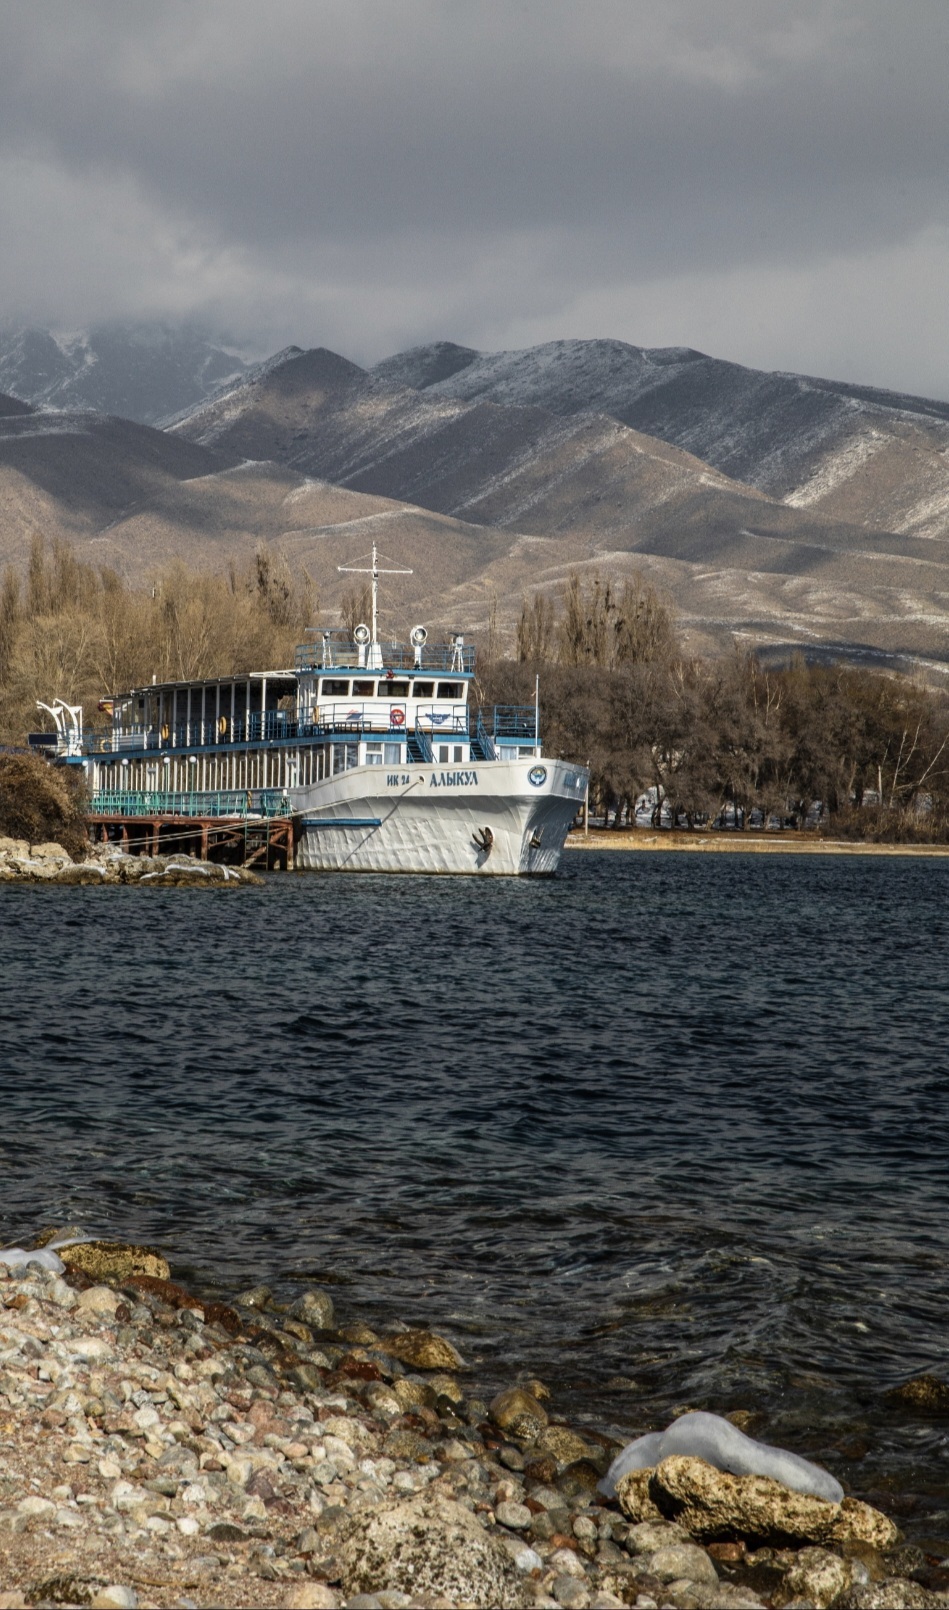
373, 338, 949, 540
6, 323, 949, 671
0, 322, 251, 425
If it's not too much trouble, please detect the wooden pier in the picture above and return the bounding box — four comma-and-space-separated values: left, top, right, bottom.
86, 812, 294, 871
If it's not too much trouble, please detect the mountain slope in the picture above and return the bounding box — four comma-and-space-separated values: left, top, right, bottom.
0, 323, 251, 425
374, 338, 949, 539
7, 345, 949, 675
5, 389, 947, 672
163, 345, 949, 669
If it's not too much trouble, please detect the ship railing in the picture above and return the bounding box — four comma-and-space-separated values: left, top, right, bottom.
89, 790, 289, 819
472, 713, 497, 761
313, 703, 408, 733
407, 728, 433, 763
311, 705, 469, 736
86, 713, 301, 753
85, 703, 474, 755
492, 705, 538, 740
414, 709, 467, 734
295, 634, 475, 674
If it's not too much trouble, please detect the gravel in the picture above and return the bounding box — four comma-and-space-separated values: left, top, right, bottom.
0, 1251, 917, 1610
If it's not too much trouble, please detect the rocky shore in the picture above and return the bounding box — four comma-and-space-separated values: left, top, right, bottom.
0, 840, 262, 887
0, 1240, 942, 1610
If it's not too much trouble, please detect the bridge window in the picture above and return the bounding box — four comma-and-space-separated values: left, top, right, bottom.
413, 681, 435, 697
322, 678, 350, 696
437, 682, 463, 699
382, 679, 410, 698
352, 680, 376, 695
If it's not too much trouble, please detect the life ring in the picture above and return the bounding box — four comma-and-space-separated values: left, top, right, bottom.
160, 723, 170, 741
217, 716, 227, 736
100, 738, 111, 753
390, 707, 406, 728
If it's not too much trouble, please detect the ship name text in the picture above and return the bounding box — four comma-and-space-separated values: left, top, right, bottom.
428, 770, 479, 788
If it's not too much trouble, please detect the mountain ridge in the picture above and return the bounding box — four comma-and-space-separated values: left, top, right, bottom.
0, 322, 253, 426
5, 331, 949, 674
372, 337, 949, 542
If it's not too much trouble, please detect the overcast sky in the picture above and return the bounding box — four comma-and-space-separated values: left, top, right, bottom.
1, 0, 947, 395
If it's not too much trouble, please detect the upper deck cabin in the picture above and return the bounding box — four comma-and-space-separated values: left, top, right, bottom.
63, 628, 540, 768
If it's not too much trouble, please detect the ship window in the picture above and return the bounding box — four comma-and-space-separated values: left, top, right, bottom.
352, 680, 376, 695
413, 681, 435, 697
437, 682, 463, 699
332, 742, 358, 774
364, 740, 401, 766
382, 679, 410, 698
322, 678, 350, 696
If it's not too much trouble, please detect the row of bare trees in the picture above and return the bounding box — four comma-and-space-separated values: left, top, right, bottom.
0, 536, 316, 745
3, 541, 949, 838
482, 576, 949, 838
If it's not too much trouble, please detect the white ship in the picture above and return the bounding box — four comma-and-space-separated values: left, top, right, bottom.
44, 548, 588, 876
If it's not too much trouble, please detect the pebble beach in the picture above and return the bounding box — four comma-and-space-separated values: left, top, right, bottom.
0, 1240, 944, 1610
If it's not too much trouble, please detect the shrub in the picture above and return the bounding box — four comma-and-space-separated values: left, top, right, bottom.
0, 751, 88, 858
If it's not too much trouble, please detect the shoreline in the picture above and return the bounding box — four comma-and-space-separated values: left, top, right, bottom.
566, 830, 949, 857
0, 1239, 927, 1610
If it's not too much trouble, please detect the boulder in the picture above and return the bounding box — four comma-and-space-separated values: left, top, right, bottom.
602, 1411, 842, 1502
774, 1546, 852, 1607
57, 1241, 170, 1283
535, 1424, 596, 1466
489, 1386, 549, 1440
616, 1457, 899, 1551
335, 1489, 526, 1605
284, 1586, 339, 1610
76, 1286, 122, 1317
885, 1375, 949, 1416
626, 1520, 693, 1554
843, 1584, 933, 1609
385, 1329, 464, 1370
51, 864, 109, 885
290, 1289, 335, 1330
644, 1542, 719, 1585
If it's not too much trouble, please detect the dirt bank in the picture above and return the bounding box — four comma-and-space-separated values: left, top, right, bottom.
566, 831, 949, 858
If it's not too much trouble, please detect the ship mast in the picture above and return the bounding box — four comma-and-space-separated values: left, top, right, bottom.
338, 544, 412, 665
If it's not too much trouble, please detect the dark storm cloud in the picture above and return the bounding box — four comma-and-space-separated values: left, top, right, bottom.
0, 0, 947, 392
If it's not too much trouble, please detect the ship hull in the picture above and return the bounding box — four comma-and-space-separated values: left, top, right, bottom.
292, 757, 586, 875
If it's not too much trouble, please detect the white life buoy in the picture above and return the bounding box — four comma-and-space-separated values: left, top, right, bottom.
390, 707, 406, 728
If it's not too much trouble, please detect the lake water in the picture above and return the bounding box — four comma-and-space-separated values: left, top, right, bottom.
2, 849, 949, 1538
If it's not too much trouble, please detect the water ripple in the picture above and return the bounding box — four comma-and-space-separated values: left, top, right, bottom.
2, 854, 949, 1530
